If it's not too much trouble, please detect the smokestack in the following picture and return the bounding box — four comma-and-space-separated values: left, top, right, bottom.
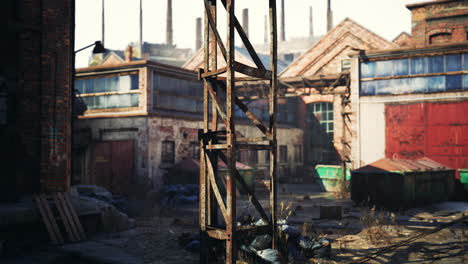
125, 45, 133, 62
139, 0, 143, 54
327, 0, 333, 32
166, 0, 173, 46
309, 6, 314, 38
102, 0, 105, 46
280, 0, 286, 41
242, 9, 249, 38
264, 15, 268, 43
195, 17, 202, 51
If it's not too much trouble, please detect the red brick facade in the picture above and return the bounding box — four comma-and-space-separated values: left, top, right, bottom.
0, 0, 74, 200
407, 0, 468, 47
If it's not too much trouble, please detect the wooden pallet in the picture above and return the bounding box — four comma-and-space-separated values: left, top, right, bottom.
34, 193, 86, 245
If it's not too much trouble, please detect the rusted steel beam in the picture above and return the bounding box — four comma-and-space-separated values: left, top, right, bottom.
206, 144, 229, 150
237, 224, 272, 238
201, 66, 227, 78
237, 136, 269, 143
237, 143, 272, 151
203, 0, 227, 61
209, 0, 219, 229
207, 228, 228, 240
233, 61, 272, 79
269, 0, 278, 249
218, 152, 271, 225
199, 2, 210, 262
225, 0, 237, 263
219, 0, 266, 71
205, 151, 229, 222
203, 78, 228, 124
216, 80, 273, 139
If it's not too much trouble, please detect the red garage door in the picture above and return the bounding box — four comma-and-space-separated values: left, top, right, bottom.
92, 140, 135, 194
386, 101, 468, 179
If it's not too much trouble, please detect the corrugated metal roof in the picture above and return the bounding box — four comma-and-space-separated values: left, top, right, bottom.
353, 157, 453, 173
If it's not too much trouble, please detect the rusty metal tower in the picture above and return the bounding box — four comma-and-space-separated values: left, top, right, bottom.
198, 0, 278, 263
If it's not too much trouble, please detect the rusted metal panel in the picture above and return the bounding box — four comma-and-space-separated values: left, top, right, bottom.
353, 157, 452, 173
386, 101, 468, 178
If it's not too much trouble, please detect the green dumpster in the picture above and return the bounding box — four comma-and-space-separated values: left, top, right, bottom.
315, 165, 351, 192
459, 169, 468, 192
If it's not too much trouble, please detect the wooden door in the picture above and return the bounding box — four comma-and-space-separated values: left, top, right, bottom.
92, 140, 135, 194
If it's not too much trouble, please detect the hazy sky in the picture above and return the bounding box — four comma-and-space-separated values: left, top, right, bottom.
75, 0, 416, 68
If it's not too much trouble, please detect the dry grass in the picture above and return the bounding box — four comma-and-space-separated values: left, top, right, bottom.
334, 180, 350, 200
359, 206, 395, 245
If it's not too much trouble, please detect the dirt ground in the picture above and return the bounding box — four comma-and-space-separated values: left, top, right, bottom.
90, 184, 468, 264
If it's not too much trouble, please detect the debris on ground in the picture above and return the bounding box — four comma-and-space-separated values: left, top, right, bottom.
161, 184, 199, 207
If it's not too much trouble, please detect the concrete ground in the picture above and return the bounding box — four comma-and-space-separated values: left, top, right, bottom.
1, 184, 467, 264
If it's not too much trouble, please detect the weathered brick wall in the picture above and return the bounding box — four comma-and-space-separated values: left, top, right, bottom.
1, 0, 74, 200
409, 0, 468, 47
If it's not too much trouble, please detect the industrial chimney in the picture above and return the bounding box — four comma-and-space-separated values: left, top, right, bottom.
327, 0, 333, 32
264, 15, 268, 44
139, 0, 143, 56
102, 0, 105, 46
166, 0, 173, 46
195, 17, 202, 51
309, 6, 314, 38
242, 9, 249, 38
280, 0, 286, 42
125, 45, 133, 62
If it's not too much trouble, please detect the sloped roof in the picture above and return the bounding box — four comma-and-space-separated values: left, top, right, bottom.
393, 32, 414, 47
182, 46, 288, 75
353, 157, 453, 173
280, 18, 398, 77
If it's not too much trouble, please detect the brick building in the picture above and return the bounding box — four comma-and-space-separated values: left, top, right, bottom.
350, 0, 468, 189
0, 0, 74, 202
73, 59, 303, 193
280, 18, 397, 167
406, 0, 467, 47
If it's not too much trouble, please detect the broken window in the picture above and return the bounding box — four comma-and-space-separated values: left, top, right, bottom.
279, 145, 288, 164
161, 140, 175, 164
191, 141, 200, 160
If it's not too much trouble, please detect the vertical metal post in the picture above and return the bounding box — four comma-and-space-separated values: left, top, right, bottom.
225, 0, 236, 263
199, 3, 210, 262
268, 0, 278, 249
209, 0, 218, 228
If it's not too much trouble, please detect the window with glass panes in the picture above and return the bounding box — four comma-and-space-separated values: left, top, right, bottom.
311, 102, 334, 136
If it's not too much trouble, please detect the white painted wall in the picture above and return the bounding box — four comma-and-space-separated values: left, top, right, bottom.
359, 102, 386, 165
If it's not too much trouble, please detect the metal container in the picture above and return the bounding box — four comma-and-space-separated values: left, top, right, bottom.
351, 157, 455, 208
315, 165, 351, 192
459, 169, 468, 192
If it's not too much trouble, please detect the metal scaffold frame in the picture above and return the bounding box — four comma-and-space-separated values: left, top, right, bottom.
198, 0, 278, 263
